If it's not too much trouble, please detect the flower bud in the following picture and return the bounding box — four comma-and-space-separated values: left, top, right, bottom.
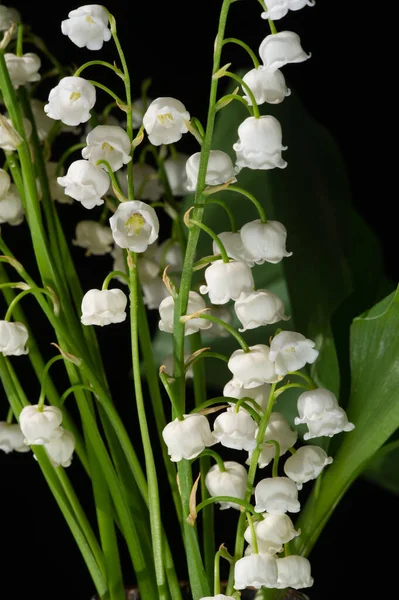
81, 288, 128, 326
244, 513, 300, 555
259, 31, 311, 72
0, 321, 29, 356
235, 289, 290, 331
213, 407, 257, 451
240, 220, 292, 265
284, 445, 333, 489
228, 344, 279, 388
186, 150, 236, 191
269, 330, 319, 376
254, 476, 300, 514
82, 125, 132, 172
61, 5, 111, 50
242, 68, 290, 105
276, 555, 314, 589
57, 160, 109, 209
44, 76, 96, 126
143, 97, 190, 146
200, 260, 254, 305
4, 52, 41, 89
158, 291, 211, 336
0, 422, 30, 453
44, 427, 75, 467
247, 412, 297, 468
109, 200, 160, 252
260, 0, 316, 21
19, 405, 63, 445
234, 116, 287, 172
234, 553, 278, 590
162, 414, 216, 461
205, 461, 248, 509
72, 221, 114, 255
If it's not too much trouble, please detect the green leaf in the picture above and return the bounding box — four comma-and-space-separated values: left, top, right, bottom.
292, 287, 399, 557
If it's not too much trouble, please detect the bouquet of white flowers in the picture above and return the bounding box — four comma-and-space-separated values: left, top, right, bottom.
0, 2, 398, 600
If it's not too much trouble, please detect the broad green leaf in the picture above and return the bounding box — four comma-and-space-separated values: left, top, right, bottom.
292, 287, 399, 557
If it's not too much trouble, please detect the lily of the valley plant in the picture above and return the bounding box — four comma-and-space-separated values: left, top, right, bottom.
1, 2, 397, 600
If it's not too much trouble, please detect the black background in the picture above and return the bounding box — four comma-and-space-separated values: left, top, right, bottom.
0, 1, 397, 599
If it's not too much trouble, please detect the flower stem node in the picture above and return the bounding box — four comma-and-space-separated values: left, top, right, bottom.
275, 555, 314, 590
269, 330, 319, 376
19, 404, 63, 446
241, 68, 290, 106
259, 31, 311, 72
234, 553, 278, 589
142, 97, 190, 146
240, 219, 292, 264
109, 200, 160, 252
233, 116, 287, 172
44, 77, 97, 126
244, 513, 300, 555
283, 445, 333, 489
186, 150, 237, 191
80, 288, 128, 326
254, 476, 301, 514
0, 320, 28, 356
228, 344, 279, 388
159, 291, 212, 336
162, 413, 216, 462
200, 260, 254, 305
57, 160, 109, 209
260, 0, 316, 22
61, 5, 112, 51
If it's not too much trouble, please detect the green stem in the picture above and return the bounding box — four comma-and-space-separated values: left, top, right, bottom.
59, 384, 96, 406
96, 159, 125, 200
88, 80, 125, 106
204, 198, 237, 232
159, 368, 184, 420
225, 185, 268, 223
246, 512, 259, 554
215, 92, 254, 114
195, 496, 256, 515
188, 218, 230, 263
224, 71, 260, 117
222, 37, 260, 68
102, 270, 130, 290
289, 370, 317, 389
267, 439, 281, 478
37, 355, 65, 409
196, 449, 226, 472
56, 143, 86, 176
195, 314, 249, 352
214, 549, 222, 596
16, 23, 23, 56
74, 60, 124, 78
128, 252, 167, 600
274, 382, 310, 399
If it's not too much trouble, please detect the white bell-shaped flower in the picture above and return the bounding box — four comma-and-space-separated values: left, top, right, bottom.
301, 407, 355, 440
132, 98, 152, 129
0, 422, 30, 453
0, 183, 24, 225
212, 232, 255, 266
259, 31, 311, 72
234, 553, 278, 590
235, 289, 290, 332
81, 288, 127, 326
162, 413, 216, 461
0, 5, 20, 30
276, 556, 314, 589
240, 220, 292, 265
142, 278, 170, 310
109, 200, 159, 252
254, 476, 300, 514
200, 260, 254, 305
44, 76, 96, 126
223, 379, 271, 414
132, 164, 164, 201
82, 125, 132, 172
158, 291, 211, 336
234, 116, 287, 172
205, 461, 248, 510
72, 221, 114, 255
4, 53, 41, 89
261, 0, 316, 21
247, 412, 297, 468
228, 344, 279, 388
44, 427, 76, 467
269, 331, 319, 376
213, 407, 257, 451
244, 513, 300, 555
295, 388, 340, 422
284, 445, 333, 489
164, 152, 189, 196
19, 405, 63, 445
186, 150, 237, 192
143, 97, 190, 146
61, 4, 111, 50
204, 305, 233, 339
57, 160, 109, 209
0, 321, 29, 356
0, 116, 32, 151
242, 68, 290, 105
